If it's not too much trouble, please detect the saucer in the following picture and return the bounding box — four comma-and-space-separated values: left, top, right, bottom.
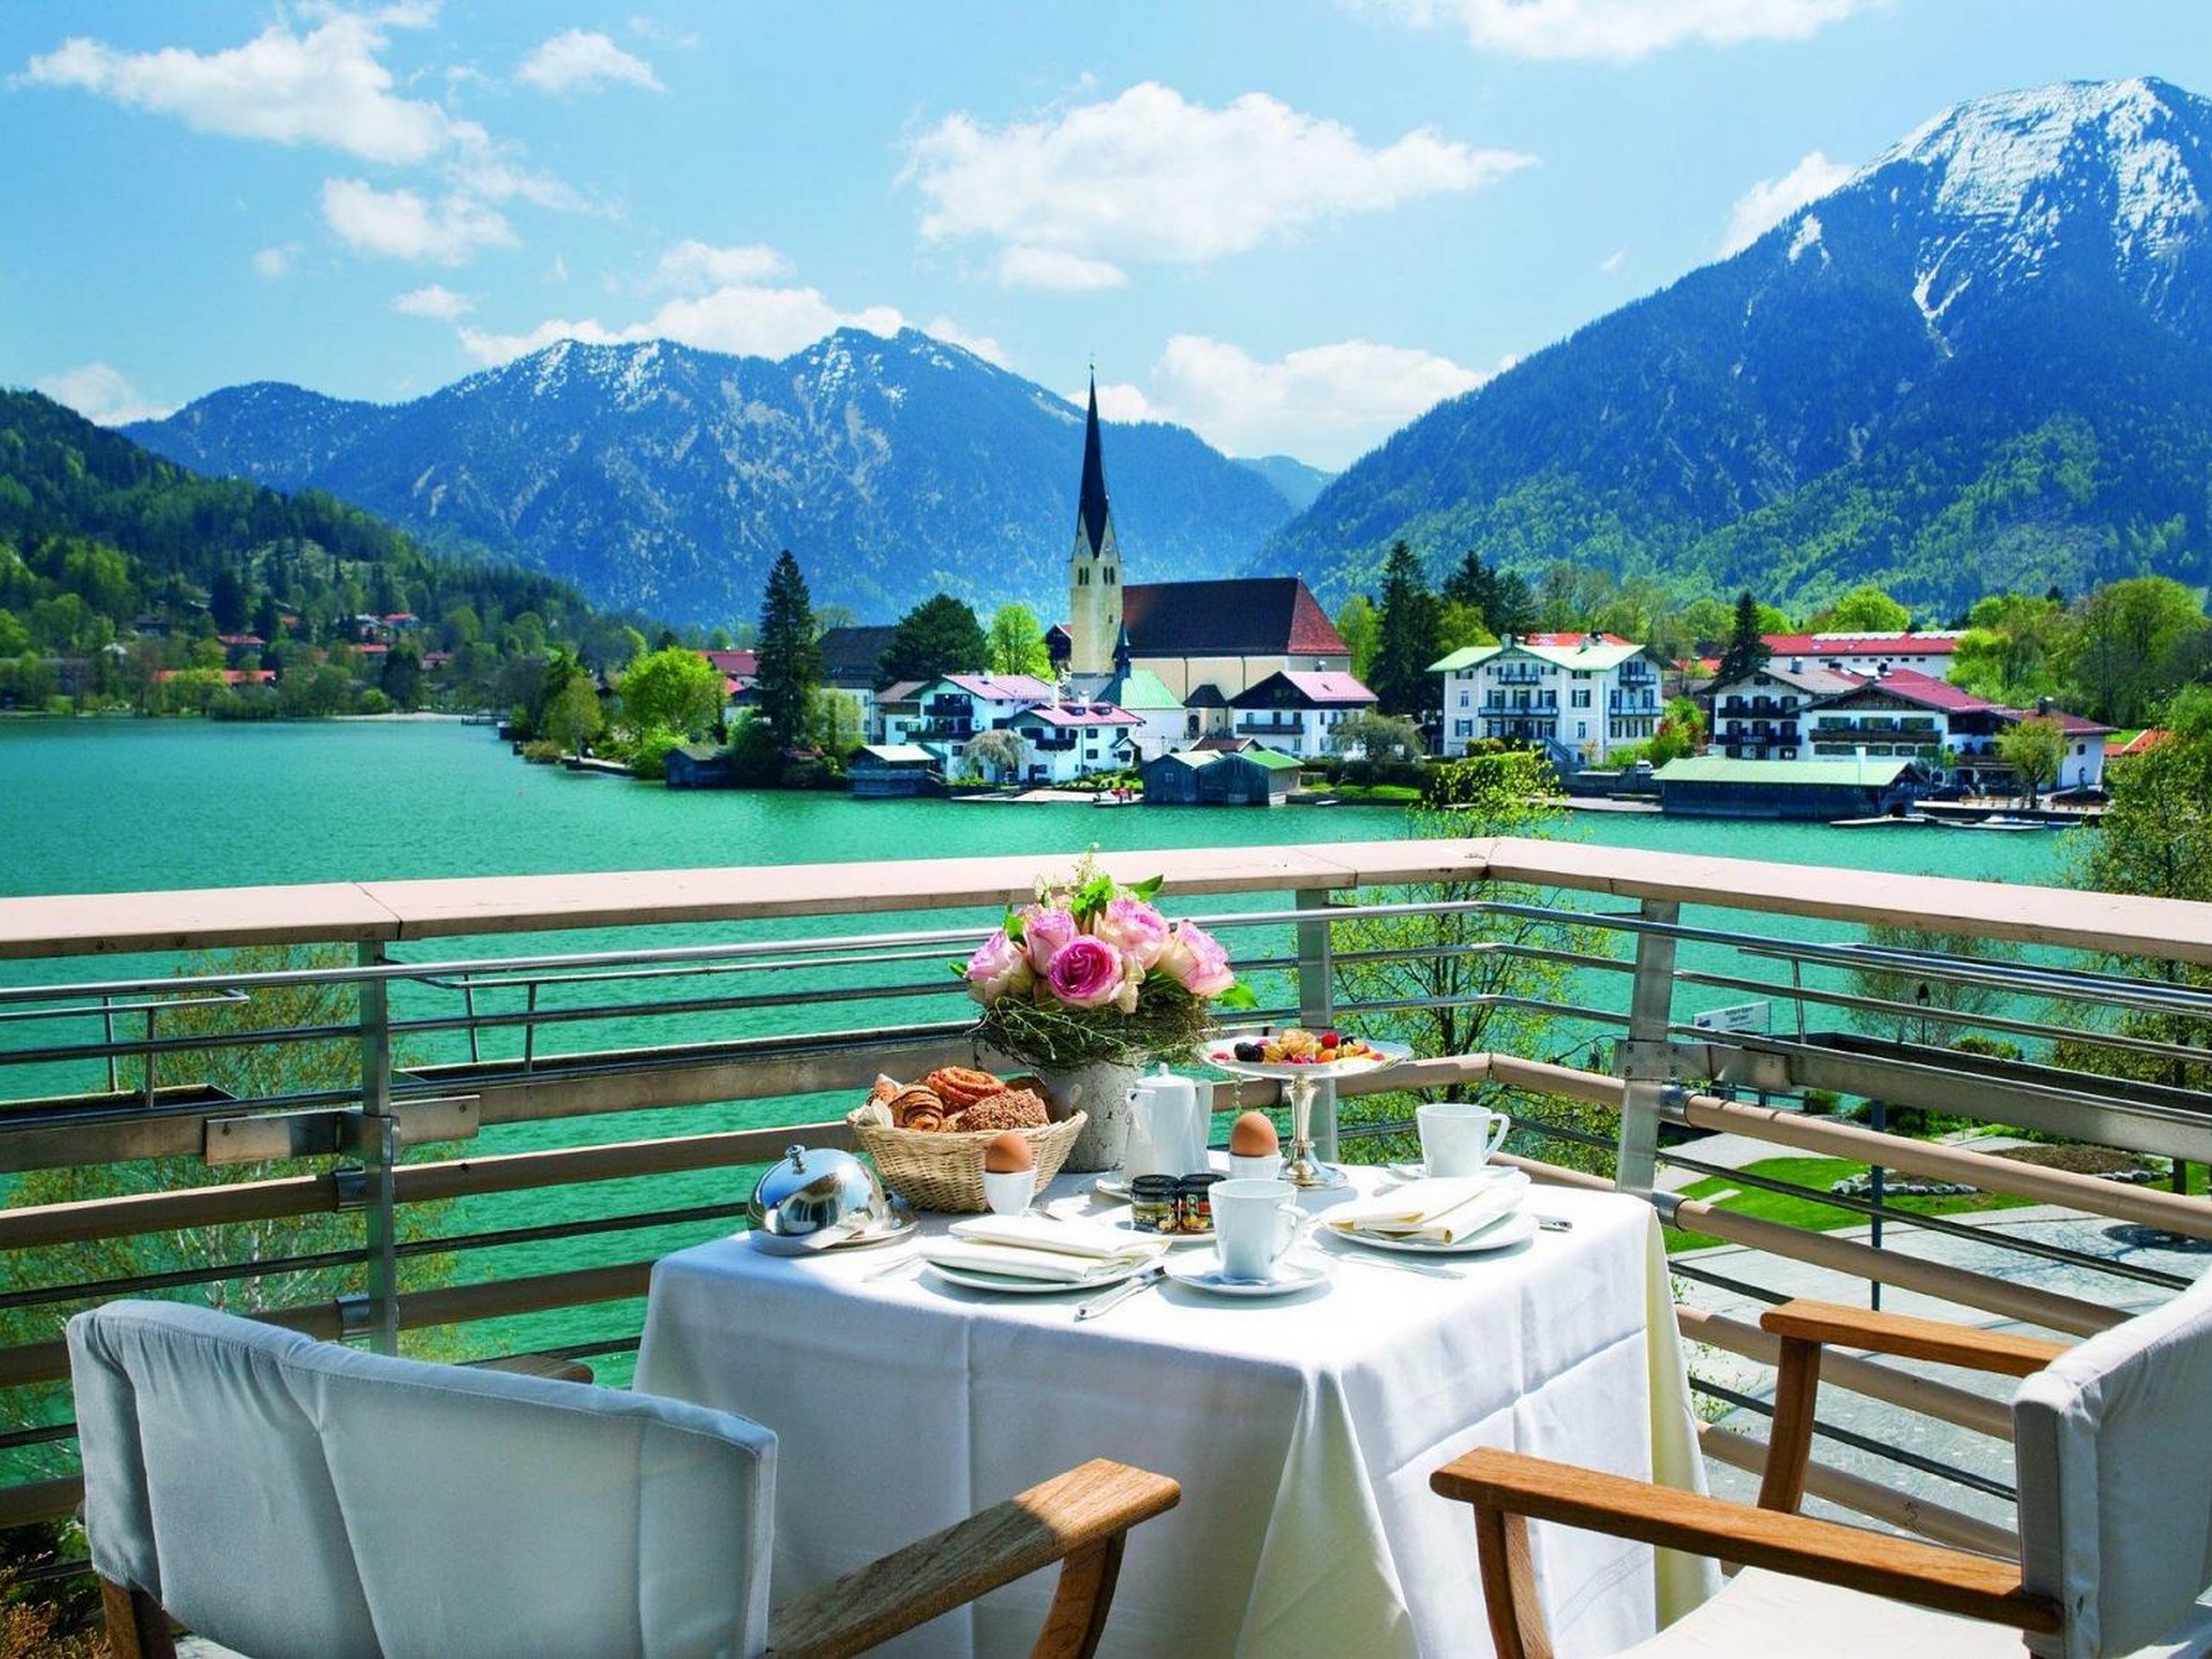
1164, 1254, 1332, 1298
1090, 1173, 1133, 1200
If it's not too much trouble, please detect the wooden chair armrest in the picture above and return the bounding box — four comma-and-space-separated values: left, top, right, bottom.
1432, 1448, 2062, 1636
1761, 1299, 2069, 1378
766, 1458, 1180, 1659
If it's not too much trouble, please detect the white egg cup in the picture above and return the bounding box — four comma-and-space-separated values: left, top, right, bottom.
982, 1168, 1038, 1216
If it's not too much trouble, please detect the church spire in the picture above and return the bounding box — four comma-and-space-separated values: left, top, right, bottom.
1077, 373, 1110, 556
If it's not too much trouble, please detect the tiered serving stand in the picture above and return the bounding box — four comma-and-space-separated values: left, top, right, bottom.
1203, 1034, 1411, 1191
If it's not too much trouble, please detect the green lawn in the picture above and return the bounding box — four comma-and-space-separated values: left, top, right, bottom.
1662, 1154, 2032, 1253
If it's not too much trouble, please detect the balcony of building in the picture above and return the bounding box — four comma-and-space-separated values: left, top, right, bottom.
1, 839, 2208, 1649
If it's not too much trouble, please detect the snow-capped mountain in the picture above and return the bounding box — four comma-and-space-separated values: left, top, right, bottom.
1263, 77, 2212, 614
130, 330, 1297, 626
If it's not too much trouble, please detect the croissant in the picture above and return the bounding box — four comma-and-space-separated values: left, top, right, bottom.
891, 1085, 948, 1129
903, 1106, 947, 1133
868, 1075, 903, 1106
925, 1066, 1003, 1108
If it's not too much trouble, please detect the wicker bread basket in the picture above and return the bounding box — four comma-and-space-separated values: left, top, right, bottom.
846, 1109, 1087, 1212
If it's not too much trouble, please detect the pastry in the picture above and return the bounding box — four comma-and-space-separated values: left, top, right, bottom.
891, 1085, 949, 1129
923, 1066, 1003, 1108
949, 1089, 1048, 1133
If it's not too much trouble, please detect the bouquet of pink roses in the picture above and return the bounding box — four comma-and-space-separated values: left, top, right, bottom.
958, 854, 1255, 1069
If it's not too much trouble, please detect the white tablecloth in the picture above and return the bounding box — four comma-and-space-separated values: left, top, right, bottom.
635, 1169, 1713, 1658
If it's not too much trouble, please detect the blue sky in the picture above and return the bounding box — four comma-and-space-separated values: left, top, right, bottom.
4, 1, 2208, 469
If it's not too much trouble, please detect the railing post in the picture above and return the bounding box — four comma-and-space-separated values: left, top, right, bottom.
356, 942, 400, 1354
1615, 899, 1681, 1198
1294, 888, 1338, 1160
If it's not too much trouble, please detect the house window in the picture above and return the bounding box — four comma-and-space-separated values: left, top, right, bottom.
1105, 569, 1116, 585
1571, 689, 1591, 709
1077, 569, 1089, 586
1459, 691, 1469, 708
1454, 719, 1472, 737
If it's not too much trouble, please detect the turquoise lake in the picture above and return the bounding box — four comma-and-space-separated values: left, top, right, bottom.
0, 718, 2080, 1372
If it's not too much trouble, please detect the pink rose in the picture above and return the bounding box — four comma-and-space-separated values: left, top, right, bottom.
1160, 920, 1236, 997
1020, 904, 1079, 974
1045, 935, 1125, 1009
1093, 897, 1170, 972
964, 928, 1034, 1005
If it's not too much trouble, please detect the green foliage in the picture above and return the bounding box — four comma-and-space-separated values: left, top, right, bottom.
879, 593, 988, 686
754, 550, 821, 750
619, 645, 722, 740
1995, 715, 2066, 800
1715, 590, 1771, 684
1422, 746, 1557, 808
2052, 576, 2211, 728
543, 675, 603, 754
1846, 921, 2025, 1046
1334, 594, 1379, 682
726, 710, 783, 785
1327, 709, 1424, 761
1951, 591, 2067, 704
1808, 584, 1911, 632
984, 604, 1052, 677
964, 727, 1029, 780
628, 728, 685, 779
1369, 540, 1441, 717
1647, 696, 1706, 766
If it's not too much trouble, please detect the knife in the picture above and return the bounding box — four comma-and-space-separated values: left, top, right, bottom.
1075, 1265, 1165, 1321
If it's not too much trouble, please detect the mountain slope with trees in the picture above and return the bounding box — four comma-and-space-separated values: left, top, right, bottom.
129, 330, 1299, 628
1263, 77, 2212, 618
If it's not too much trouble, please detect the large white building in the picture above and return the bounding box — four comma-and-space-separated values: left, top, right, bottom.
1429, 633, 1664, 763
1706, 660, 1863, 761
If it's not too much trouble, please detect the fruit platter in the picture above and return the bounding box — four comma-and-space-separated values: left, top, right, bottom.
1205, 1027, 1408, 1190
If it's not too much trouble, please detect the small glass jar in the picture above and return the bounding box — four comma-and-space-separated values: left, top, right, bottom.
1129, 1174, 1180, 1234
1176, 1172, 1225, 1235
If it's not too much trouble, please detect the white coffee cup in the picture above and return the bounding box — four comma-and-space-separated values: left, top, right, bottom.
1416, 1102, 1510, 1177
982, 1168, 1037, 1217
1211, 1178, 1301, 1281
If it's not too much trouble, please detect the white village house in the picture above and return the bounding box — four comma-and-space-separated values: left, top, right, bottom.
1429, 633, 1663, 764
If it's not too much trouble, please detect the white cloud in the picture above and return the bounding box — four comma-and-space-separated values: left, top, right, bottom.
1135, 335, 1495, 466
394, 283, 473, 320
1090, 382, 1157, 423
321, 177, 515, 264
652, 239, 792, 293
23, 12, 480, 164
924, 316, 1009, 367
1599, 247, 1625, 273
518, 29, 662, 94
455, 247, 905, 364
627, 16, 702, 49
1371, 0, 1870, 61
34, 363, 170, 426
1720, 149, 1853, 254
905, 83, 1531, 271
996, 246, 1127, 290
251, 242, 302, 279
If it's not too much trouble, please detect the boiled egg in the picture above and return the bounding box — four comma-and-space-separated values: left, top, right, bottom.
982, 1131, 1034, 1174
1229, 1111, 1280, 1157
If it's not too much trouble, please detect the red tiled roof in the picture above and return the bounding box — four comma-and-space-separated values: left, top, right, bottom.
701, 649, 758, 676
1123, 579, 1348, 659
1994, 704, 2113, 737
2110, 728, 2168, 756
1015, 702, 1140, 728
1762, 633, 1961, 658
1826, 668, 1990, 715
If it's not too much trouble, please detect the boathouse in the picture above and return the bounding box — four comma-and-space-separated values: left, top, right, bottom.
1653, 754, 1928, 820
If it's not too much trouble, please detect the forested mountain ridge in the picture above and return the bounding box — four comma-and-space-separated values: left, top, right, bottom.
0, 388, 635, 676
1263, 77, 2212, 617
129, 329, 1300, 627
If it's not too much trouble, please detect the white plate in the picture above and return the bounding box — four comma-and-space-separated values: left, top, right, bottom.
1203, 1035, 1411, 1080
1093, 1205, 1213, 1247
1164, 1254, 1332, 1297
924, 1255, 1154, 1296
748, 1212, 918, 1256
1318, 1206, 1540, 1256
1090, 1173, 1133, 1200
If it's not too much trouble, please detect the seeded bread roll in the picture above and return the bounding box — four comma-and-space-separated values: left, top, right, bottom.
949, 1089, 1048, 1133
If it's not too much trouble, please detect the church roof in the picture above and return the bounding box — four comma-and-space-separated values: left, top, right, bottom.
1122, 578, 1348, 658
1077, 377, 1111, 556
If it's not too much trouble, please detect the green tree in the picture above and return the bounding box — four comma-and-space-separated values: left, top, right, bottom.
1996, 714, 2066, 804
1489, 569, 1539, 637
1676, 597, 1733, 652
543, 675, 604, 755
1951, 592, 2067, 705
1714, 591, 1772, 685
620, 645, 722, 740
964, 728, 1030, 782
2055, 577, 2212, 728
808, 686, 865, 755
1327, 709, 1424, 761
1333, 755, 1609, 1166
1847, 922, 2024, 1047
1808, 585, 1911, 633
208, 565, 249, 632
2054, 690, 2212, 1154
379, 640, 423, 710
754, 550, 822, 750
985, 604, 1052, 677
1370, 541, 1442, 718
1433, 599, 1495, 655
1335, 594, 1380, 682
1647, 696, 1706, 766
1442, 549, 1498, 624
879, 594, 988, 686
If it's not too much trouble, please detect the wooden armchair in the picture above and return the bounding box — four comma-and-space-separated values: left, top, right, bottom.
1433, 1292, 2212, 1659
70, 1301, 1178, 1659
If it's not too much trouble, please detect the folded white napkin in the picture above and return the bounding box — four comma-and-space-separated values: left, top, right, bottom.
922, 1239, 1154, 1285
1327, 1178, 1523, 1245
946, 1215, 1160, 1262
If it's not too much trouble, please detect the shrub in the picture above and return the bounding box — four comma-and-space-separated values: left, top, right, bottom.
355, 690, 393, 716
520, 739, 563, 764
630, 728, 684, 780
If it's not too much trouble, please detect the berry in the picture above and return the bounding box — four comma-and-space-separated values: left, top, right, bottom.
1234, 1040, 1264, 1063
1321, 1030, 1341, 1047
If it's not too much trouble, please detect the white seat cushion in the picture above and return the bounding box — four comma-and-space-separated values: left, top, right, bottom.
1620, 1568, 2212, 1659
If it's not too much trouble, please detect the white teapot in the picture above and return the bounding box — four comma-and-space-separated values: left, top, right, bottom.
1124, 1065, 1210, 1179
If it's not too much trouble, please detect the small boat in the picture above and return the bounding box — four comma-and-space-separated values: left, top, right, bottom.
1935, 814, 2060, 831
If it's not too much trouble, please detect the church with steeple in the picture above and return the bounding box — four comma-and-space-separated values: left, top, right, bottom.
1051, 373, 1368, 760
1065, 376, 1123, 679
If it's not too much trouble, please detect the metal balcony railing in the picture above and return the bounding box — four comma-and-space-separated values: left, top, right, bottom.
0, 839, 2209, 1579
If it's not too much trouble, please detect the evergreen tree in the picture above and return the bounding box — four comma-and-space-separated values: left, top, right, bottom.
1715, 591, 1771, 684
1442, 550, 1498, 626
1370, 541, 1442, 719
1489, 569, 1538, 637
878, 594, 988, 686
754, 550, 821, 750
